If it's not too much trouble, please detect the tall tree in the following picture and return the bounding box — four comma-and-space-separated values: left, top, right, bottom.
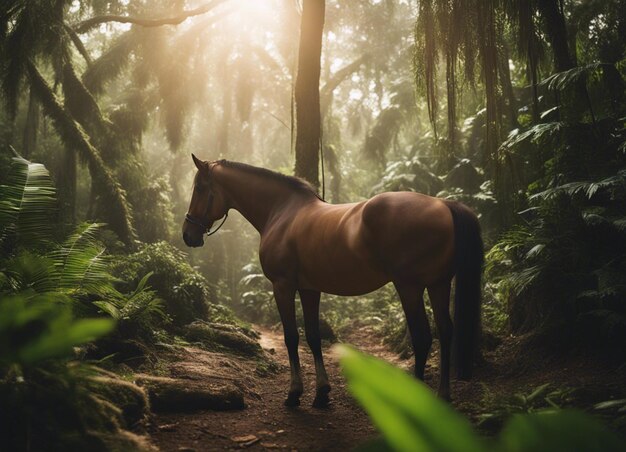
294, 0, 325, 190
537, 0, 575, 71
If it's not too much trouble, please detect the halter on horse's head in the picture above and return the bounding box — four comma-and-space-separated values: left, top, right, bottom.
182, 155, 228, 247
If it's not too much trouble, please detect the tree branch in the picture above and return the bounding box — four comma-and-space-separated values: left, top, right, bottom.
26, 60, 137, 247
63, 23, 92, 65
73, 0, 228, 34
321, 54, 369, 116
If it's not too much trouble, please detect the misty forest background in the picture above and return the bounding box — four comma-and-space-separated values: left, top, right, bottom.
1, 0, 625, 450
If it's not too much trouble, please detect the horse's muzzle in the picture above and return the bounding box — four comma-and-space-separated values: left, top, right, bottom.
183, 231, 204, 248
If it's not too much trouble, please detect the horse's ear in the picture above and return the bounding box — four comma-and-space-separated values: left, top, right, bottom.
191, 153, 206, 171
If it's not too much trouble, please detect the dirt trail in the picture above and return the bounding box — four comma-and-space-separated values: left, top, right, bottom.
147, 323, 626, 451
149, 325, 397, 451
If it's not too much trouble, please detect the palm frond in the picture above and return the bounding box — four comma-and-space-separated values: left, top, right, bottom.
539, 62, 614, 92
499, 122, 565, 151
0, 156, 56, 248
530, 170, 626, 201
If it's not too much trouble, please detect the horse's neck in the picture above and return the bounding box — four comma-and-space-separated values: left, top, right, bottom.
216, 165, 306, 233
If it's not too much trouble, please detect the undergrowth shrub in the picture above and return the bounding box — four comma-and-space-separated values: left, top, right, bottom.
111, 241, 238, 327
0, 156, 152, 450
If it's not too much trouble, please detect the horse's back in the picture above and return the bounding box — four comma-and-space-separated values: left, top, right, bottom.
289, 192, 455, 294
361, 192, 455, 283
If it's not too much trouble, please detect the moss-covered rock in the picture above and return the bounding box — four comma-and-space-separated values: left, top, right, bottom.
184, 320, 263, 357
135, 374, 244, 412
87, 375, 150, 427
0, 363, 154, 452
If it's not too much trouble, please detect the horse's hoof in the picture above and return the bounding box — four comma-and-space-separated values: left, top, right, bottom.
312, 385, 331, 408
284, 393, 301, 407
312, 393, 330, 409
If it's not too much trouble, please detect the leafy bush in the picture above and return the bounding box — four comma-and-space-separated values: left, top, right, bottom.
236, 263, 277, 324
478, 384, 575, 431
371, 156, 443, 196
486, 173, 626, 349
111, 241, 213, 326
485, 66, 626, 349
338, 345, 625, 452
94, 272, 168, 340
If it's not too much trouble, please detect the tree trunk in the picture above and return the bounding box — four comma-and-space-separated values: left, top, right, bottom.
294, 0, 325, 190
27, 61, 136, 247
22, 88, 39, 159
498, 37, 519, 129
445, 52, 457, 170
537, 0, 575, 71
57, 146, 77, 224
218, 87, 231, 156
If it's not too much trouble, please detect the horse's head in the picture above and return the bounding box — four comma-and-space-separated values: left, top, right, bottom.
182, 154, 229, 247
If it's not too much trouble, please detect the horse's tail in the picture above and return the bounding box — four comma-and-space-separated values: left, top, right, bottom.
445, 200, 484, 380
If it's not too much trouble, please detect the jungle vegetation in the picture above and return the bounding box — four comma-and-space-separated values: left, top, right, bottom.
1, 0, 625, 450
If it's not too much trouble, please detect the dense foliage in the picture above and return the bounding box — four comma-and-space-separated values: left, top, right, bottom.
1, 0, 625, 448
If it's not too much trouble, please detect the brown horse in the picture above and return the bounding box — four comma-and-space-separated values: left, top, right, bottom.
183, 155, 483, 407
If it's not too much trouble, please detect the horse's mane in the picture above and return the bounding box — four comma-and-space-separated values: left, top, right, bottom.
217, 160, 324, 201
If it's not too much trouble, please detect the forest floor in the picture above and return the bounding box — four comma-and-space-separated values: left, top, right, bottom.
146, 323, 626, 452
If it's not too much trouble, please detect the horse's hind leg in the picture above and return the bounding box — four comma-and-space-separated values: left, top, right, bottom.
393, 282, 431, 380
428, 281, 452, 401
300, 289, 331, 408
272, 280, 303, 406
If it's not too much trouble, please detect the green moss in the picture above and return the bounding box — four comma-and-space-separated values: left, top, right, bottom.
184, 320, 263, 357
86, 375, 150, 427
0, 363, 153, 452
135, 375, 244, 411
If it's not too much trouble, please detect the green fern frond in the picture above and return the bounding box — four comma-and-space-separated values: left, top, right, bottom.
55, 245, 113, 295
1, 252, 59, 294
49, 222, 114, 296
509, 266, 542, 295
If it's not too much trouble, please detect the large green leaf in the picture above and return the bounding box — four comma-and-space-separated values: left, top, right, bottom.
20, 317, 114, 364
0, 293, 114, 366
337, 345, 483, 452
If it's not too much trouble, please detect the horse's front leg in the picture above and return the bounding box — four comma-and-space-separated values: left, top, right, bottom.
273, 280, 303, 406
300, 289, 331, 408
